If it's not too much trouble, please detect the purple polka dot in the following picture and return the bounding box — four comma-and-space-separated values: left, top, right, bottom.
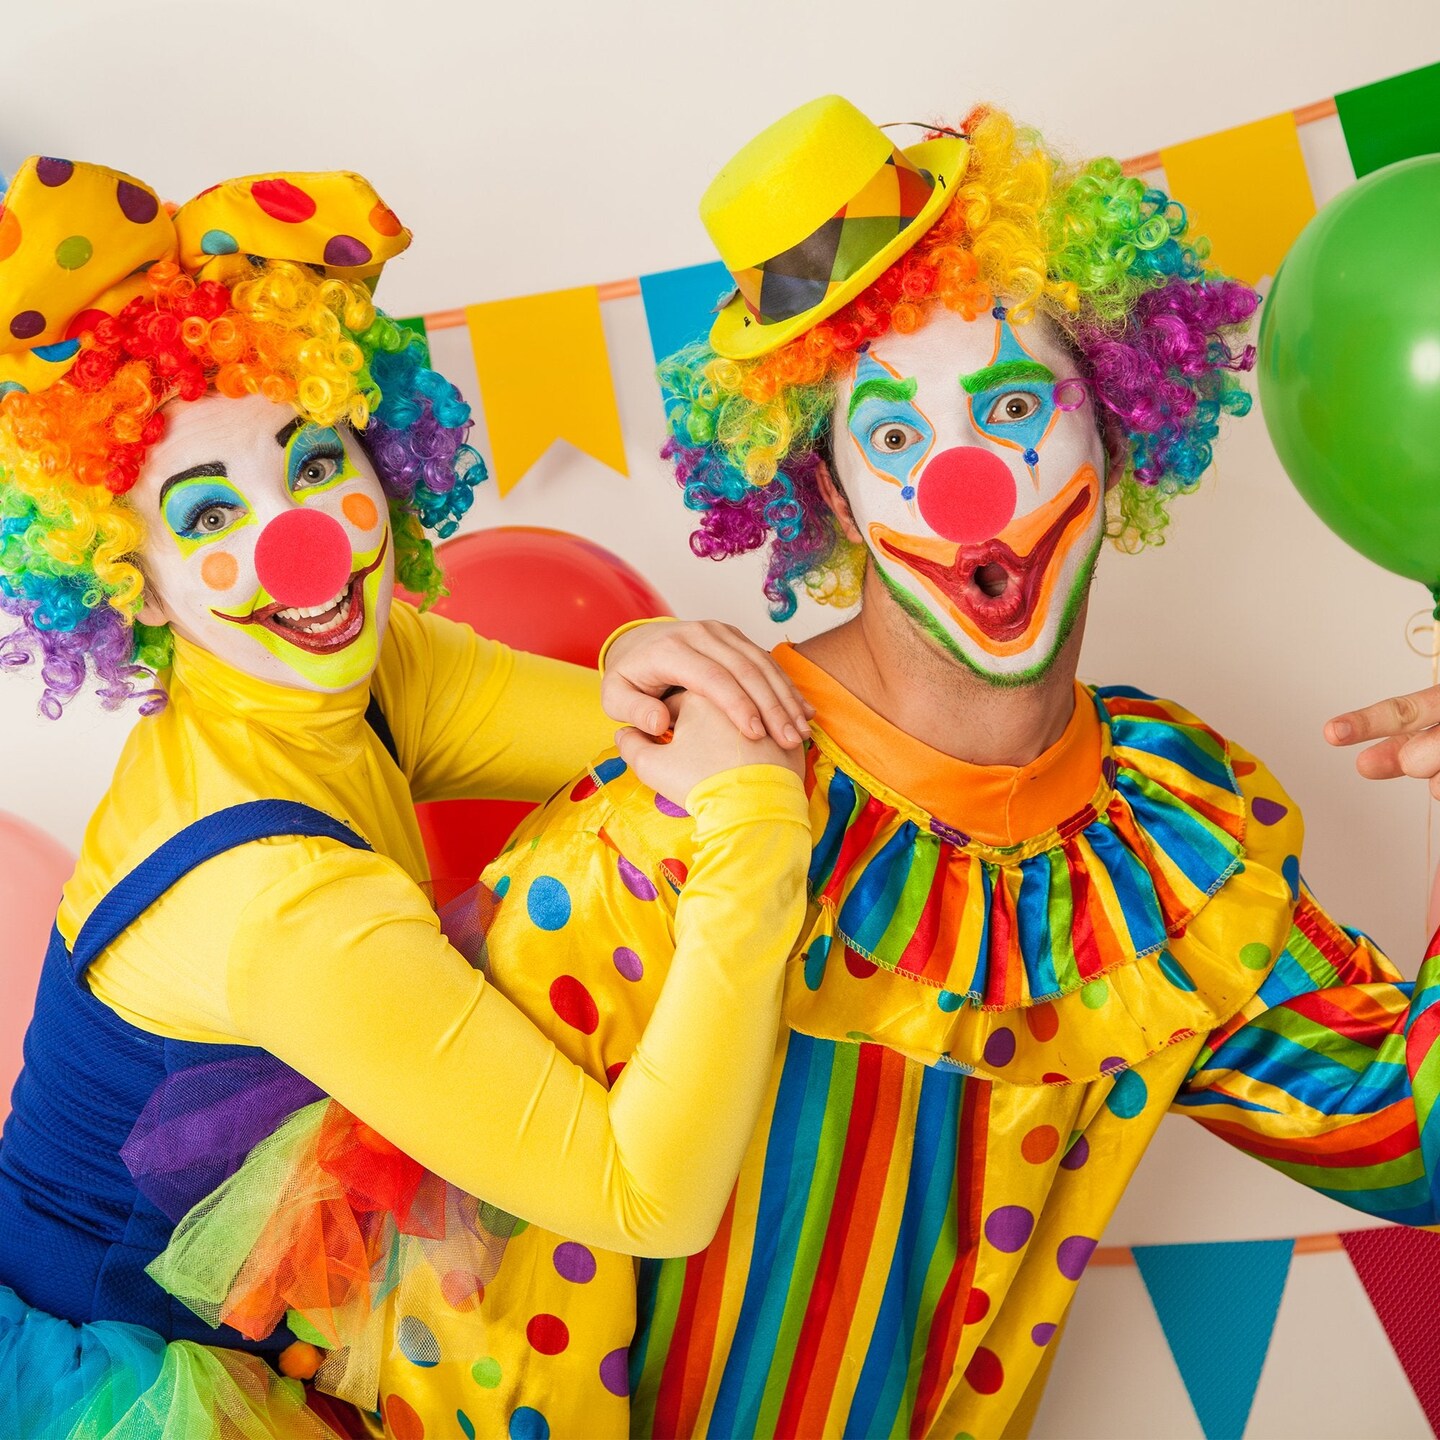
984, 1205, 1035, 1253
1031, 1322, 1057, 1346
115, 180, 158, 224
552, 1242, 597, 1284
36, 157, 74, 187
599, 1347, 630, 1398
1100, 1055, 1125, 1075
1059, 1134, 1090, 1170
1057, 1235, 1097, 1280
323, 233, 373, 267
613, 946, 644, 982
654, 793, 689, 819
982, 1027, 1016, 1068
1101, 755, 1118, 787
618, 856, 658, 901
9, 310, 45, 340
1252, 797, 1288, 825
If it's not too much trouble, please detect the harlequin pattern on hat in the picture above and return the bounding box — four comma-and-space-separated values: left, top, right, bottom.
0, 159, 413, 396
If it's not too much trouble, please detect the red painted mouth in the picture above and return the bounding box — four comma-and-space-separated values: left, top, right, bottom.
877, 484, 1092, 642
213, 534, 387, 656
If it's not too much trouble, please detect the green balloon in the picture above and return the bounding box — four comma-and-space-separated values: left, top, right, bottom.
1259, 155, 1440, 594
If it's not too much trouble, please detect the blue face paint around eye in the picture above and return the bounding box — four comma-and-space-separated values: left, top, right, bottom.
287, 425, 350, 493
164, 478, 248, 541
847, 352, 934, 496
961, 321, 1061, 464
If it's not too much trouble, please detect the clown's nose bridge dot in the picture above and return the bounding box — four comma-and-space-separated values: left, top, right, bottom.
917, 447, 1017, 545
253, 509, 353, 610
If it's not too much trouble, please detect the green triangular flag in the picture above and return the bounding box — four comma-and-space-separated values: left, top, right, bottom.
1336, 63, 1440, 177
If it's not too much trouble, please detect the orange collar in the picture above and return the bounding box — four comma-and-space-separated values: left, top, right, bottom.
774, 643, 1103, 847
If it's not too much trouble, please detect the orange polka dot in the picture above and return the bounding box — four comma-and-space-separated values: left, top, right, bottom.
383, 1393, 425, 1440
199, 551, 239, 591
1021, 1125, 1059, 1164
1024, 1005, 1059, 1043
0, 206, 21, 263
342, 492, 379, 530
370, 201, 405, 237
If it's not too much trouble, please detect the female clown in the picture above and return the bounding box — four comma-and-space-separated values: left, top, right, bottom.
0, 159, 814, 1438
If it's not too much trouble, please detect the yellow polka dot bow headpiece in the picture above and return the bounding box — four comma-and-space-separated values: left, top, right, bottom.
0, 157, 412, 395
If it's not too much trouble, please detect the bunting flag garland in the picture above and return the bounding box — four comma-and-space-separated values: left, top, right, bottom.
1133, 1238, 1294, 1440
1335, 62, 1440, 178
637, 260, 733, 367
1341, 1226, 1440, 1432
465, 286, 629, 495
1159, 114, 1317, 287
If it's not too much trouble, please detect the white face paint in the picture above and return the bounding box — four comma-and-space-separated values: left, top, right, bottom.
128, 392, 394, 691
833, 306, 1105, 684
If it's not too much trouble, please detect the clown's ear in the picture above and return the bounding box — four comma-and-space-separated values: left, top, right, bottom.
137, 587, 169, 628
816, 459, 864, 545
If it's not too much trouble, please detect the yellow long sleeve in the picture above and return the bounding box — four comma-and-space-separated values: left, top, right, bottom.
224, 767, 810, 1254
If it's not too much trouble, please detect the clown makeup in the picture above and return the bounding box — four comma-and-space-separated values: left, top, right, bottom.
129, 392, 394, 691
834, 307, 1105, 685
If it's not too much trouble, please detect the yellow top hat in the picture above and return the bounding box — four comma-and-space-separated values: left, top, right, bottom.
702, 95, 968, 360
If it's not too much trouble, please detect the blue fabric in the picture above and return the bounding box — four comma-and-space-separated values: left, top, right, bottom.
0, 801, 371, 1351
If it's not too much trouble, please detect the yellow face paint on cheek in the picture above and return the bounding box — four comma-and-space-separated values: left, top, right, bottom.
200, 551, 239, 592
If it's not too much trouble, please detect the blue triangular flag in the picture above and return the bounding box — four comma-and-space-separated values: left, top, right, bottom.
638, 261, 732, 366
1133, 1239, 1293, 1440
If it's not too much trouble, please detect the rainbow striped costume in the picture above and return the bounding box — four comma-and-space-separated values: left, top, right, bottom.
378, 646, 1440, 1439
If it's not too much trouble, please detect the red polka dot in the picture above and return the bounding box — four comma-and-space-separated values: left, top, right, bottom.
965, 1346, 1005, 1395
370, 201, 405, 237
844, 949, 877, 980
383, 1393, 425, 1440
251, 177, 318, 223
1024, 1005, 1059, 1042
440, 1270, 485, 1310
65, 307, 110, 341
526, 1314, 569, 1355
1042, 1072, 1069, 1085
570, 774, 598, 802
605, 1060, 627, 1086
549, 976, 599, 1035
1021, 1125, 1059, 1164
663, 858, 688, 885
964, 1287, 990, 1324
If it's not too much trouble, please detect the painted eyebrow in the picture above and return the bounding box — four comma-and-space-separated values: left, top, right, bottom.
158, 462, 228, 506
275, 416, 306, 448
847, 375, 919, 421
959, 359, 1055, 395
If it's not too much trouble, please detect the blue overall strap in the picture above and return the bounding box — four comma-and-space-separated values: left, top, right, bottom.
70, 799, 373, 977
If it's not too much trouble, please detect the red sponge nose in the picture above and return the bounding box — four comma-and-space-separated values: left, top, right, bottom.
916, 446, 1017, 545
254, 509, 353, 609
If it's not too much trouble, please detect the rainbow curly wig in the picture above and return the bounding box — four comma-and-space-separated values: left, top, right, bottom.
662, 106, 1260, 620
0, 259, 484, 718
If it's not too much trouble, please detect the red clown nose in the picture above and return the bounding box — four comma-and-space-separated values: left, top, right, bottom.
917, 447, 1017, 545
253, 509, 354, 609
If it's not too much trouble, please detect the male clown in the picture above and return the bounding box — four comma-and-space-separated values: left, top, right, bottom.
426, 98, 1440, 1438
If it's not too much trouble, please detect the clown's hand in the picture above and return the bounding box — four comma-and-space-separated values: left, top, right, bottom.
616, 691, 805, 805
602, 619, 813, 750
1326, 684, 1440, 798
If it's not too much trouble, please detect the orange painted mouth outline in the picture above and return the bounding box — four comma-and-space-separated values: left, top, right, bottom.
871, 465, 1099, 657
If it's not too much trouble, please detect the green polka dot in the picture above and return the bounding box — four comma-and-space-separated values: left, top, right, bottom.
285, 1309, 329, 1346
54, 234, 92, 269
1080, 978, 1109, 1009
1239, 942, 1272, 970
510, 1217, 529, 1236
472, 1357, 502, 1388
846, 1030, 873, 1043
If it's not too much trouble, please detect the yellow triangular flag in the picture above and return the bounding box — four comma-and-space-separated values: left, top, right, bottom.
466, 287, 628, 496
1160, 113, 1317, 286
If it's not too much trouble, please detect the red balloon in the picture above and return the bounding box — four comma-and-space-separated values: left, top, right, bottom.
411, 528, 668, 905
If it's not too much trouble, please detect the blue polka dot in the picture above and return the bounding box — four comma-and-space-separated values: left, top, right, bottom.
991, 305, 1007, 319
594, 757, 628, 784
458, 1412, 476, 1439
32, 339, 79, 363
200, 228, 239, 255
1105, 1068, 1148, 1120
901, 485, 916, 500
1282, 854, 1300, 900
937, 989, 963, 1012
803, 935, 831, 991
509, 1407, 550, 1440
1158, 950, 1195, 992
0, 381, 27, 399
1023, 447, 1039, 466
526, 876, 571, 931
493, 875, 511, 899
397, 1314, 440, 1366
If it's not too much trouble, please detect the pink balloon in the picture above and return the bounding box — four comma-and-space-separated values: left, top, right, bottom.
0, 812, 74, 1119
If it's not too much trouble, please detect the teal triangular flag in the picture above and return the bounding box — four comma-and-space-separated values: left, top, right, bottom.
638, 261, 732, 366
1133, 1238, 1293, 1440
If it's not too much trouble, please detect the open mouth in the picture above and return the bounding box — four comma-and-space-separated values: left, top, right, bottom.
877, 484, 1092, 643
213, 535, 387, 656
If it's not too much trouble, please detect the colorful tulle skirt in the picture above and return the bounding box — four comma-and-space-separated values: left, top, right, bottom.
0, 1285, 360, 1439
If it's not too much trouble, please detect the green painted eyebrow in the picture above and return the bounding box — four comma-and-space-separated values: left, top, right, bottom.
959, 359, 1055, 395
847, 375, 918, 421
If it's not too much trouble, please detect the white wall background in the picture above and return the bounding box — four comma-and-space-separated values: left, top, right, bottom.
4, 2, 1440, 1432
